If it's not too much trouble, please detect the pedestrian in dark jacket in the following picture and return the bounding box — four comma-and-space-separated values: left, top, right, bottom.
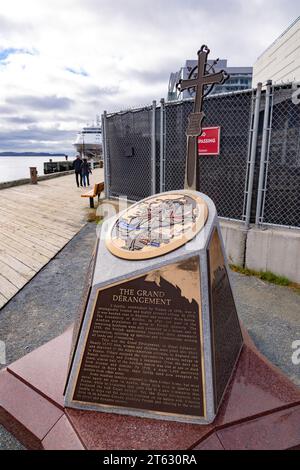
81, 158, 91, 187
73, 155, 82, 187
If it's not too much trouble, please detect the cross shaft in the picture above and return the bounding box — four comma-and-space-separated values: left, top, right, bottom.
177, 45, 229, 190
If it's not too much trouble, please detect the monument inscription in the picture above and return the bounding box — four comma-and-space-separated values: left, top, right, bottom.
71, 257, 206, 418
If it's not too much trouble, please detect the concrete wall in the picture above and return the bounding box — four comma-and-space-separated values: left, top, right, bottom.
219, 220, 300, 284
245, 226, 300, 284
219, 220, 247, 267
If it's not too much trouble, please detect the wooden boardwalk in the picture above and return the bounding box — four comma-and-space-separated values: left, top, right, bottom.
0, 168, 103, 309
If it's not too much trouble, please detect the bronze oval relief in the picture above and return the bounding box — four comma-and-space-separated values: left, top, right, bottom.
106, 191, 209, 260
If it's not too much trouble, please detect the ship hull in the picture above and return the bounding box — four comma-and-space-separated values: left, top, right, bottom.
73, 143, 103, 159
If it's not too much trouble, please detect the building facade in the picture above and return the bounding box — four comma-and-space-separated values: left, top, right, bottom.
253, 16, 300, 85
168, 59, 253, 101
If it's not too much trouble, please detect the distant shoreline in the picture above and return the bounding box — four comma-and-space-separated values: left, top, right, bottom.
0, 152, 67, 157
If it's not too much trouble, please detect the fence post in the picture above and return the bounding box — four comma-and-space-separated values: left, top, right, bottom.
245, 83, 262, 228
101, 111, 110, 199
151, 100, 157, 195
160, 98, 165, 193
255, 80, 272, 225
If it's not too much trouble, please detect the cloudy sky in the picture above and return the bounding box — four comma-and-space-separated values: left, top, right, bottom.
0, 0, 299, 154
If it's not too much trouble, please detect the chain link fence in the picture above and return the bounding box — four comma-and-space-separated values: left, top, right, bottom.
164, 100, 192, 191
104, 105, 155, 201
259, 84, 300, 228
102, 83, 300, 229
163, 90, 254, 220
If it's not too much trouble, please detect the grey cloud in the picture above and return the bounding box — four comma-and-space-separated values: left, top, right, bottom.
1, 127, 74, 141
82, 85, 120, 97
83, 0, 299, 20
85, 99, 109, 111
82, 0, 300, 65
0, 127, 75, 153
5, 116, 38, 125
1, 0, 299, 155
82, 0, 243, 29
0, 105, 18, 114
0, 15, 16, 34
0, 14, 35, 36
128, 66, 178, 86
0, 140, 70, 153
6, 95, 74, 111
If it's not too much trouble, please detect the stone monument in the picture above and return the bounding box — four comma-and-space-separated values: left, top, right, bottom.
0, 46, 299, 450
64, 46, 243, 424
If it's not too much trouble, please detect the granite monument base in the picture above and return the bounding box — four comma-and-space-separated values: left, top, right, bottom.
0, 325, 299, 450
64, 191, 244, 424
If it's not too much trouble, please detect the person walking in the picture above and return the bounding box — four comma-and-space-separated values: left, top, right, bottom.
81, 158, 91, 187
73, 155, 83, 187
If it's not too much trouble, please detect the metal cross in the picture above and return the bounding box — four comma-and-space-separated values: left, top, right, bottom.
177, 45, 229, 190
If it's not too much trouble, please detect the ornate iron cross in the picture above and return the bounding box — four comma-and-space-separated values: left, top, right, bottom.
177, 45, 229, 190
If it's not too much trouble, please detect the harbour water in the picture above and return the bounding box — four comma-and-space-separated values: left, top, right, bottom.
0, 156, 72, 184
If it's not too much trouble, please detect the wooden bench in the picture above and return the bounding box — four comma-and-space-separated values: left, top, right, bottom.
81, 182, 104, 208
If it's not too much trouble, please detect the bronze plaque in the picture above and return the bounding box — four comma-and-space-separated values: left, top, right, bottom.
186, 112, 204, 137
208, 229, 243, 410
106, 191, 208, 260
71, 257, 206, 419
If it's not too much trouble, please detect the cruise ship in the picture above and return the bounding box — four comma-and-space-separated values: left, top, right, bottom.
73, 118, 103, 160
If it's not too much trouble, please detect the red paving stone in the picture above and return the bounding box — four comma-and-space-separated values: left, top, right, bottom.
0, 327, 299, 450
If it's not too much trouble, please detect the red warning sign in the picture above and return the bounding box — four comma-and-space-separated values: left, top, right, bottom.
198, 127, 221, 156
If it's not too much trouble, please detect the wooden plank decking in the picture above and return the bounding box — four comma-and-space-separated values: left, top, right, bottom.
0, 168, 103, 309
